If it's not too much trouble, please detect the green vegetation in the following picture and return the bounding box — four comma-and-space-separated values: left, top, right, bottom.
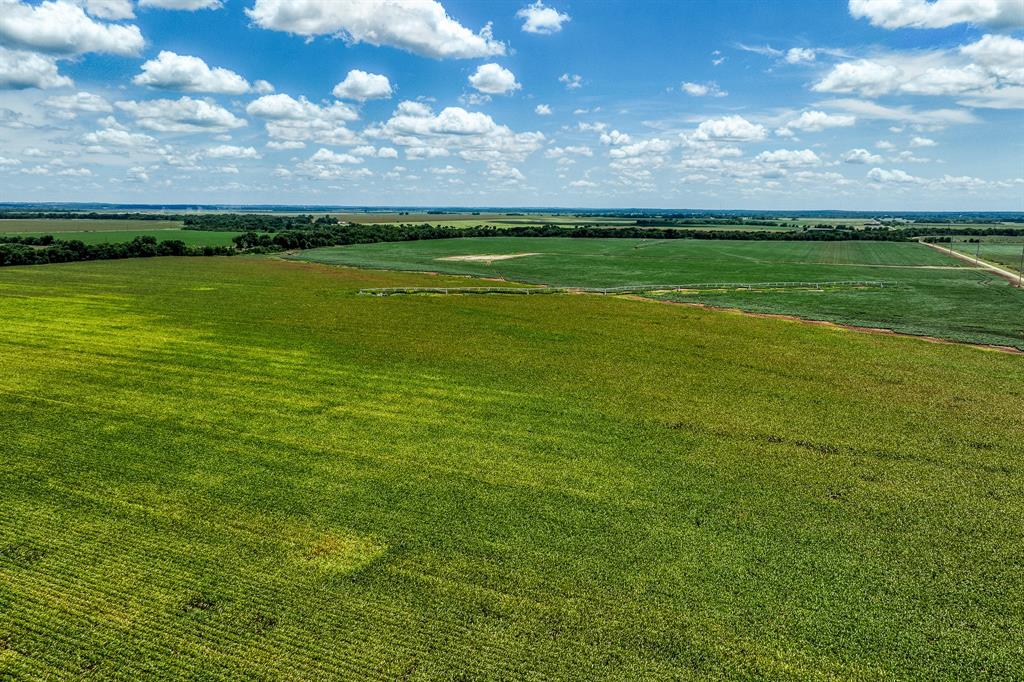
0, 235, 234, 266
292, 237, 959, 284
0, 218, 183, 232
2, 256, 1023, 679
3, 228, 240, 246
951, 242, 1024, 274
292, 237, 1024, 348
655, 277, 1023, 348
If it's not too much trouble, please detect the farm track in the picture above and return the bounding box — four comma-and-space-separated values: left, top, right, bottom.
919, 240, 1022, 285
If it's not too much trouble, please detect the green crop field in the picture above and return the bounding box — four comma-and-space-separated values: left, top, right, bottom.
0, 219, 240, 247
5, 228, 241, 247
0, 219, 183, 232
291, 237, 1024, 348
952, 242, 1024, 274
290, 237, 964, 284
2, 255, 1022, 679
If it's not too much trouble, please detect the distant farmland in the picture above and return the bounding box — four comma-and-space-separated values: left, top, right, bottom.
292, 237, 963, 285
0, 219, 240, 247
16, 229, 241, 247
0, 218, 183, 232
292, 237, 1024, 348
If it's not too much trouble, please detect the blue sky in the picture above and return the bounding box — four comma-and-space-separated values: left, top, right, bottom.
0, 0, 1022, 209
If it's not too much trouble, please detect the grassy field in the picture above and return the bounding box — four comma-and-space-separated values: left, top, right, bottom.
0, 219, 240, 246
0, 219, 183, 232
291, 238, 1024, 348
290, 237, 964, 285
951, 242, 1024, 274
1, 256, 1022, 679
10, 229, 240, 247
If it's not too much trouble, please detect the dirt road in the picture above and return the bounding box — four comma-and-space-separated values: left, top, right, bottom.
919, 240, 1022, 286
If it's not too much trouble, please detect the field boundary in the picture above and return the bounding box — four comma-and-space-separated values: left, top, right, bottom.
919, 240, 1022, 285
625, 295, 1024, 354
358, 280, 897, 296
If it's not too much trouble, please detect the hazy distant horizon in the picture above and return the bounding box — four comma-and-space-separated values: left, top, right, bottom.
2, 202, 1023, 217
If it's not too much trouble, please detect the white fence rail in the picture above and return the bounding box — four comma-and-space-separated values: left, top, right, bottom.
358, 280, 897, 296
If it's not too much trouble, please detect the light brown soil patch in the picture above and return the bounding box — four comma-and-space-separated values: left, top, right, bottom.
437, 252, 540, 263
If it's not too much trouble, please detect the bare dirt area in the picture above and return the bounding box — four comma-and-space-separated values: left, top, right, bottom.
436, 253, 540, 263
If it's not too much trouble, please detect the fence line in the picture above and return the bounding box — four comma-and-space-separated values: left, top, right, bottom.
358, 280, 897, 296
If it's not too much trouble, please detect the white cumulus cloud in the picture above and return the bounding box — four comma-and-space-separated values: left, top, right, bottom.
204, 144, 260, 159
82, 127, 157, 148
0, 0, 143, 55
0, 47, 72, 89
246, 93, 359, 145
785, 47, 816, 64
133, 51, 252, 94
116, 96, 247, 132
692, 115, 767, 142
813, 35, 1024, 106
559, 72, 582, 89
849, 0, 1023, 30
867, 167, 923, 184
309, 148, 361, 164
535, 103, 551, 115
783, 110, 856, 132
332, 69, 393, 100
468, 63, 520, 94
755, 148, 822, 166
367, 100, 544, 163
80, 0, 134, 20
681, 81, 727, 97
516, 1, 570, 34
246, 0, 506, 59
813, 59, 903, 97
843, 148, 883, 164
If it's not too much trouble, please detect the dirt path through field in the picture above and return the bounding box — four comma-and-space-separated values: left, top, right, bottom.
437, 253, 540, 263
919, 241, 1022, 285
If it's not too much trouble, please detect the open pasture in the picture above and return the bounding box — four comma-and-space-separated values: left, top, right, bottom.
1, 255, 1022, 679
0, 218, 183, 233
6, 228, 241, 247
0, 219, 241, 247
292, 237, 1023, 348
951, 242, 1024, 274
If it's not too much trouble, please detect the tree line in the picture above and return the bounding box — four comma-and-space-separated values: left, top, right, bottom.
0, 235, 233, 267
182, 214, 335, 232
